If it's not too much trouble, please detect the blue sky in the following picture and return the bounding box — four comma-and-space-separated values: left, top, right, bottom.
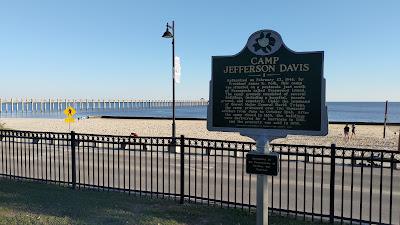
0, 0, 399, 101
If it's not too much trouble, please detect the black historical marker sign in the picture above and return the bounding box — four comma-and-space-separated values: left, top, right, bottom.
246, 153, 279, 176
207, 29, 328, 136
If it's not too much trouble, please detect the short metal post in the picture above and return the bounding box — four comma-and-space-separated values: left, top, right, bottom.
180, 135, 185, 204
329, 143, 336, 223
397, 130, 400, 152
71, 131, 77, 189
384, 100, 388, 138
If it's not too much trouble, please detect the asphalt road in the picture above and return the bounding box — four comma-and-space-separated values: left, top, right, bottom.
0, 141, 399, 224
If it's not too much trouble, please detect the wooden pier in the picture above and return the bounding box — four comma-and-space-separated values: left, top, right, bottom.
0, 98, 208, 114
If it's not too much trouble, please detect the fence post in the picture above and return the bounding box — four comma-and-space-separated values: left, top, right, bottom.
180, 135, 185, 204
329, 143, 336, 223
71, 131, 77, 189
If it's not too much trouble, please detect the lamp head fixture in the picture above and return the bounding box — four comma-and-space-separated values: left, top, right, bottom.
162, 23, 173, 38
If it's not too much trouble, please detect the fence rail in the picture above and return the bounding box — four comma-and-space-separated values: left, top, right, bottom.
0, 129, 399, 224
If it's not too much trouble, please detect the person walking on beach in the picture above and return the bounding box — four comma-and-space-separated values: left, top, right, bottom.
344, 124, 350, 140
351, 124, 356, 138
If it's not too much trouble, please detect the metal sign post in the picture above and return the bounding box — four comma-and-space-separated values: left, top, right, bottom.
207, 29, 328, 225
255, 136, 271, 225
64, 106, 76, 132
243, 133, 282, 225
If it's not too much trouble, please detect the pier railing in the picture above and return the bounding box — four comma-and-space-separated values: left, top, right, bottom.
0, 129, 399, 224
0, 99, 208, 113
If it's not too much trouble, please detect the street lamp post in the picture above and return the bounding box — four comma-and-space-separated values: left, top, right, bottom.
162, 21, 176, 145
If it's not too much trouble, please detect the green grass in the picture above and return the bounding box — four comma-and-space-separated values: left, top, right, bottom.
0, 179, 329, 225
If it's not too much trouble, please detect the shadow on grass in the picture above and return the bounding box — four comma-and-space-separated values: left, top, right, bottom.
0, 179, 256, 225
0, 179, 329, 225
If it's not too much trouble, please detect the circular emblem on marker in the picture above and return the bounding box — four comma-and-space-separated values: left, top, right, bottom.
246, 30, 282, 55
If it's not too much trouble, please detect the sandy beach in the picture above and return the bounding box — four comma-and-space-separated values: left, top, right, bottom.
1, 118, 399, 151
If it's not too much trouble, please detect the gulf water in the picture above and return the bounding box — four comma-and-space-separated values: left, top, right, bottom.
1, 102, 399, 123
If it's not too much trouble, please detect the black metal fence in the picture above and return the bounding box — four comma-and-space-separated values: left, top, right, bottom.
0, 129, 399, 225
